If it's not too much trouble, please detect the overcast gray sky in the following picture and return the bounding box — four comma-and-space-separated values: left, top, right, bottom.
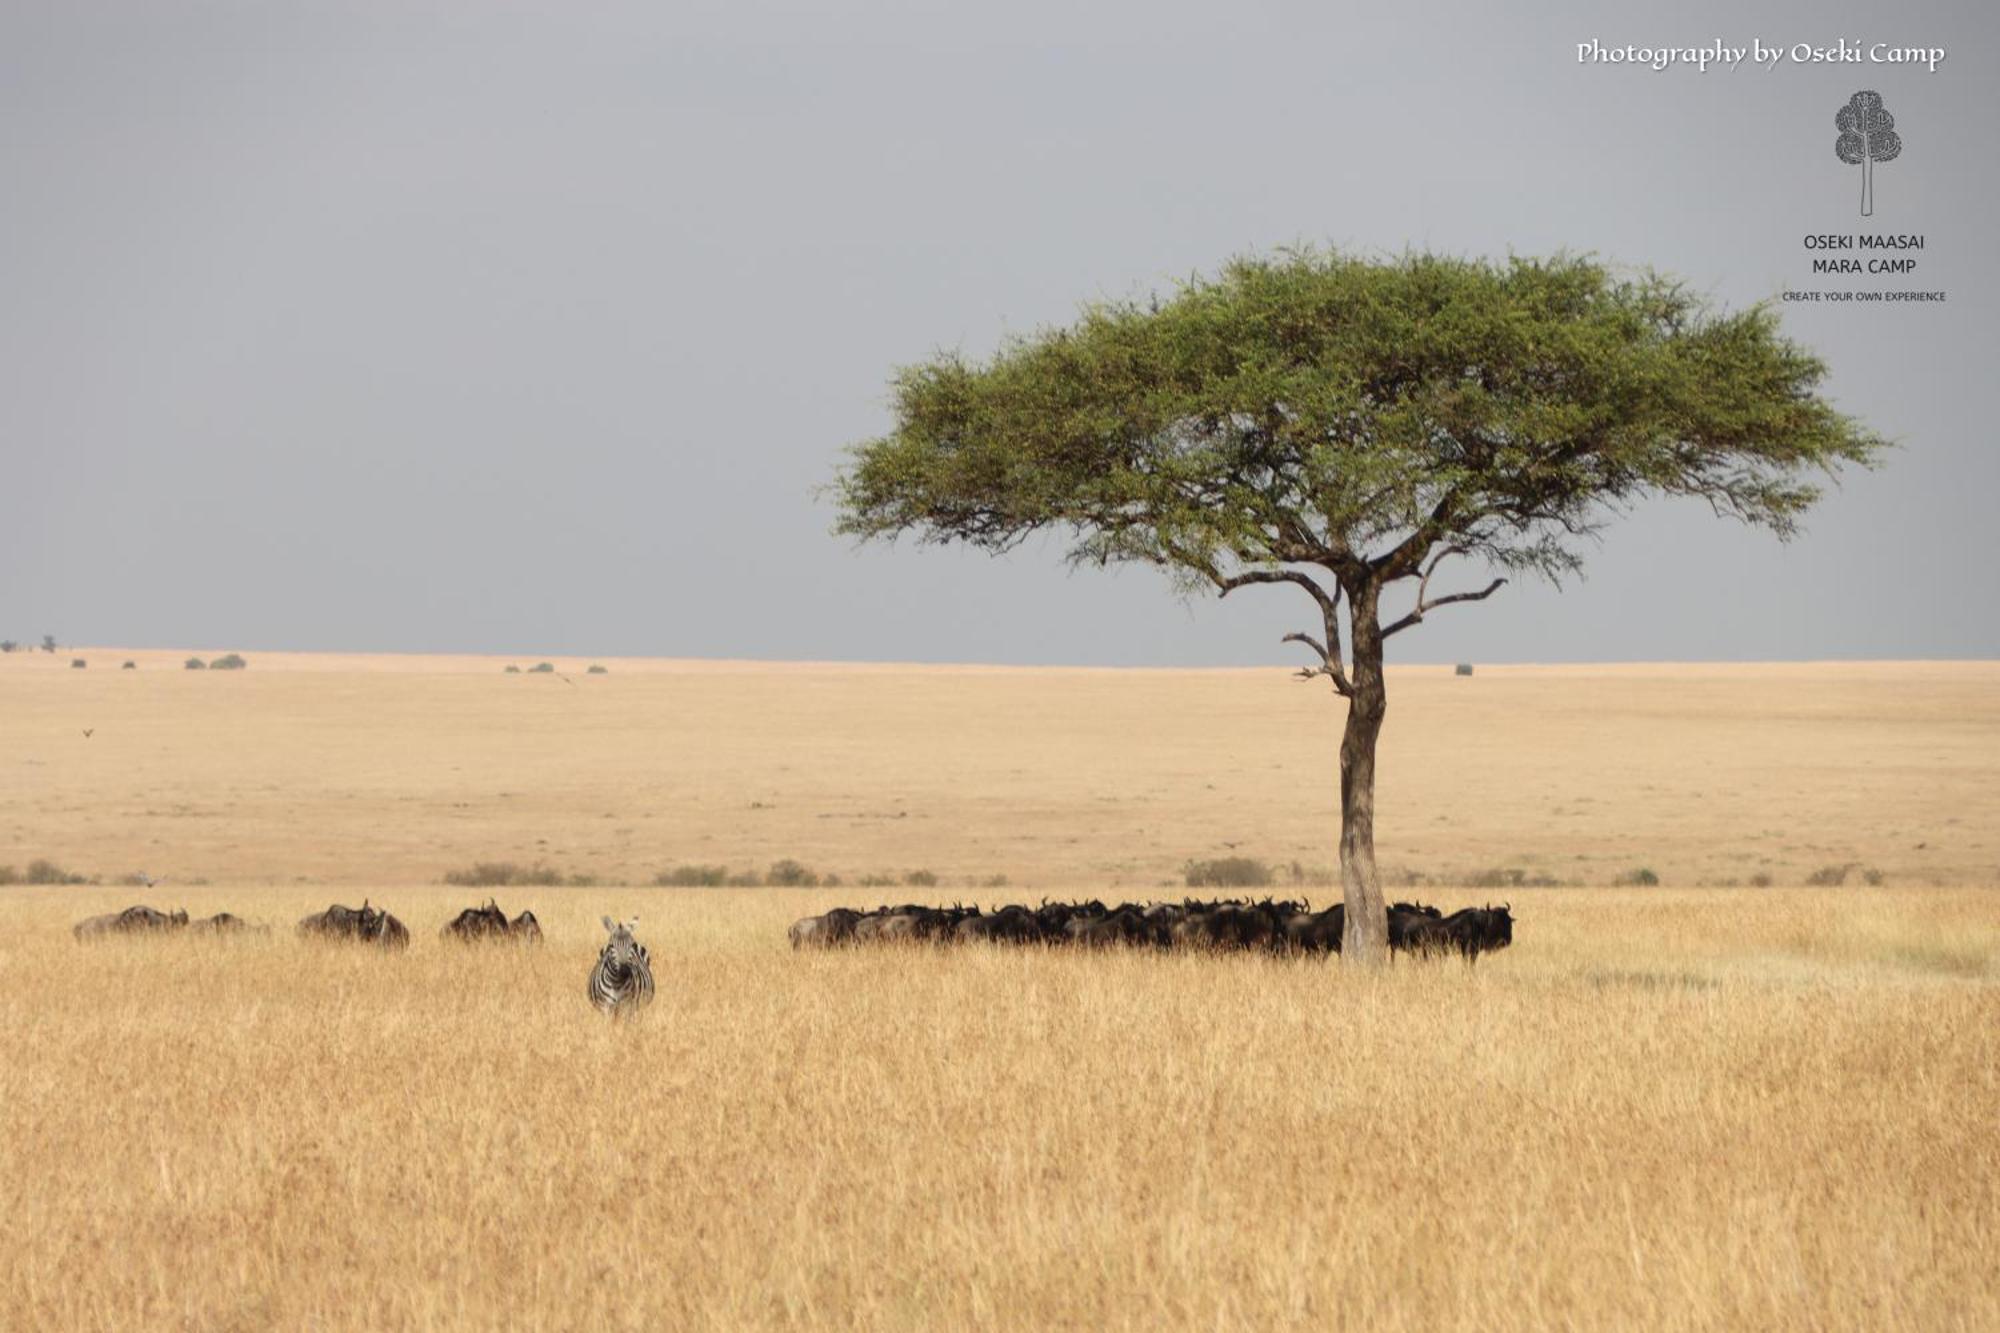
4, 0, 1995, 665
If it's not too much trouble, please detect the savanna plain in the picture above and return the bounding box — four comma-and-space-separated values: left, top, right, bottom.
2, 652, 1996, 1330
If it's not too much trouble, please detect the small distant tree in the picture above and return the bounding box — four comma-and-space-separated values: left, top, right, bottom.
0, 640, 17, 654
1835, 91, 1901, 217
70, 659, 86, 669
41, 634, 56, 654
209, 653, 247, 670
528, 662, 556, 673
835, 250, 1885, 962
184, 657, 207, 670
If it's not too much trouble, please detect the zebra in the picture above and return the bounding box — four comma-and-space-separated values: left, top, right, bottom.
589, 916, 655, 1016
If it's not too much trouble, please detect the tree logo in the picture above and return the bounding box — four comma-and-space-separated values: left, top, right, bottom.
1835, 91, 1900, 217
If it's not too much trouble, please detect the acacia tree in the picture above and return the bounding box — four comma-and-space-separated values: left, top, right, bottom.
834, 251, 1883, 962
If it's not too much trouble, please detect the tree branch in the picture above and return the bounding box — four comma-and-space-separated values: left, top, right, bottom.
1217, 570, 1355, 696
1380, 546, 1508, 638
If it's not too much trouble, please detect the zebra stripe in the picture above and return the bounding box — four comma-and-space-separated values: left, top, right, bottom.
591, 916, 656, 1016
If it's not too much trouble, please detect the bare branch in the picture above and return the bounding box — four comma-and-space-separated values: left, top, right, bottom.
1381, 576, 1507, 638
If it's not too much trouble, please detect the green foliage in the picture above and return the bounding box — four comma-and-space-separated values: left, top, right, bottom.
1617, 868, 1661, 887
1184, 857, 1272, 889
209, 654, 247, 670
504, 665, 522, 674
836, 249, 1885, 598
586, 664, 608, 674
766, 859, 820, 887
26, 858, 87, 885
903, 869, 938, 887
0, 641, 16, 654
528, 663, 556, 674
122, 661, 136, 670
70, 659, 86, 669
185, 657, 207, 670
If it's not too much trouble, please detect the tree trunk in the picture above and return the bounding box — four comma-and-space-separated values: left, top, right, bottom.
1862, 154, 1874, 217
1339, 582, 1390, 964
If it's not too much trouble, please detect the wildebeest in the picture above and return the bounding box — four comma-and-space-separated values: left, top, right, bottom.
955, 903, 1042, 944
789, 907, 864, 949
73, 905, 190, 940
191, 912, 263, 935
788, 894, 1511, 962
1399, 904, 1513, 961
1065, 903, 1165, 948
297, 899, 410, 950
1282, 903, 1344, 953
590, 916, 655, 1016
441, 898, 542, 943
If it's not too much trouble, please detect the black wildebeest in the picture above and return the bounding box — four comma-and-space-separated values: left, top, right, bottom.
441, 898, 542, 943
789, 907, 864, 949
1399, 904, 1513, 961
955, 903, 1042, 944
298, 899, 409, 950
191, 912, 264, 935
73, 905, 190, 940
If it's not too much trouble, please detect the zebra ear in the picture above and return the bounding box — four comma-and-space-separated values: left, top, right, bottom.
602, 915, 615, 932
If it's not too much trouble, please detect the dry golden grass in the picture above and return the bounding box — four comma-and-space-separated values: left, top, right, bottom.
5, 651, 1999, 891
1, 886, 1995, 1330
2, 652, 1997, 1328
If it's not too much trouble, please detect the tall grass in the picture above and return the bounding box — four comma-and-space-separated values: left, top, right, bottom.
1, 885, 1993, 1329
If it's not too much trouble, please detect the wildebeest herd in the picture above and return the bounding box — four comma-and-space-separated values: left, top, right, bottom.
71, 898, 659, 1017
790, 897, 1515, 960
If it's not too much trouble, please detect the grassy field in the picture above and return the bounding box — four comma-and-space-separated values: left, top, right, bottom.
2, 652, 1996, 1328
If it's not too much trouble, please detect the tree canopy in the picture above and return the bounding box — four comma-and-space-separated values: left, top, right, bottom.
837, 250, 1883, 614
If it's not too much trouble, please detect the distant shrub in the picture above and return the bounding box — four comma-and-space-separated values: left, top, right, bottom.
654, 864, 729, 887
1616, 868, 1661, 887
0, 865, 16, 885
185, 657, 207, 670
504, 665, 521, 674
0, 641, 16, 654
857, 873, 897, 888
1454, 663, 1474, 676
70, 658, 86, 669
979, 873, 1009, 889
26, 858, 87, 885
1805, 864, 1853, 887
1861, 866, 1885, 886
1464, 866, 1561, 889
528, 663, 556, 674
1287, 860, 1339, 887
566, 873, 600, 888
823, 873, 843, 888
121, 661, 136, 670
209, 654, 247, 670
726, 870, 764, 887
903, 869, 939, 888
1750, 872, 1774, 888
587, 664, 608, 674
442, 861, 564, 888
767, 859, 819, 887
1184, 857, 1271, 889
